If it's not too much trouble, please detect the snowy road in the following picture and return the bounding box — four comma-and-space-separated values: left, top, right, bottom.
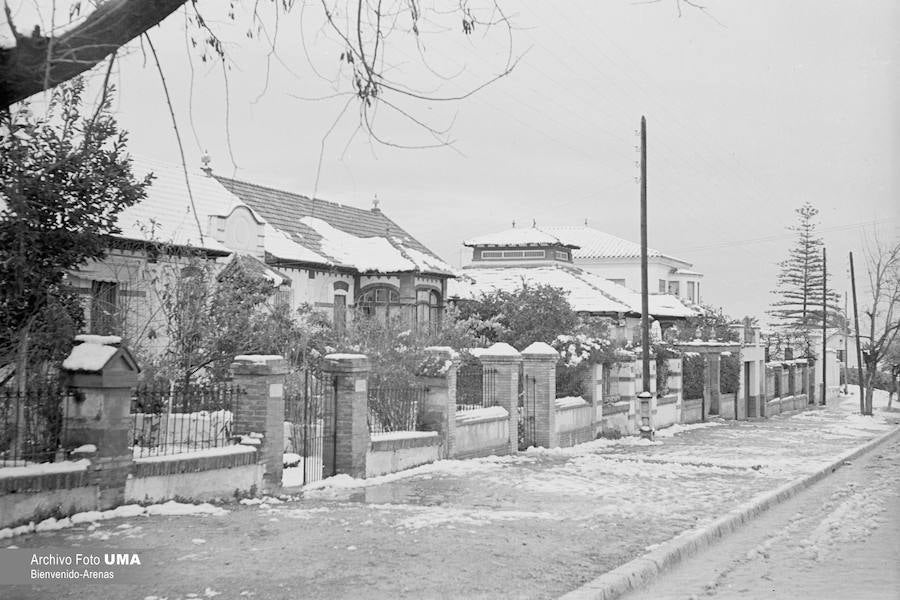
4, 392, 898, 599
623, 434, 900, 600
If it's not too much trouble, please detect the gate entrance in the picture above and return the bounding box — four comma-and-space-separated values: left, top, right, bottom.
283, 364, 336, 486
517, 366, 537, 450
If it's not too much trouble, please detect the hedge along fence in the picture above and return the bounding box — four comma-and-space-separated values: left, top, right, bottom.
720, 353, 740, 395
683, 353, 705, 400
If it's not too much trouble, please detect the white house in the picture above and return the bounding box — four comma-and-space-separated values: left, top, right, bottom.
539, 225, 703, 304
448, 225, 696, 343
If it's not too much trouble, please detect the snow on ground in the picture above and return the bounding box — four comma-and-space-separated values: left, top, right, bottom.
0, 501, 227, 540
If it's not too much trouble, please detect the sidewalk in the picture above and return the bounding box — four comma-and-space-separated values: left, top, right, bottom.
7, 390, 897, 600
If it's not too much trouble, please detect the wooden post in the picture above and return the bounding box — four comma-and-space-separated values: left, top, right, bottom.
821, 247, 828, 405
639, 115, 651, 394
850, 252, 865, 415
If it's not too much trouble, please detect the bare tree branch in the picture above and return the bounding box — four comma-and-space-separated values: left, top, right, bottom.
1, 0, 189, 108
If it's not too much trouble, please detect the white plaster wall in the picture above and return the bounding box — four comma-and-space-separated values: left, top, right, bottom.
125, 464, 264, 503
366, 443, 441, 478
454, 416, 509, 457
555, 405, 593, 434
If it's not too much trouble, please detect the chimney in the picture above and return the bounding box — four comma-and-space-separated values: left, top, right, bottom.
371, 194, 381, 213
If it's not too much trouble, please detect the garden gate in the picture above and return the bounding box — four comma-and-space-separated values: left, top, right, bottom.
283, 364, 336, 486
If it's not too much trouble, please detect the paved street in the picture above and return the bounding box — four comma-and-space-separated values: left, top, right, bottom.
7, 393, 897, 600
624, 432, 900, 600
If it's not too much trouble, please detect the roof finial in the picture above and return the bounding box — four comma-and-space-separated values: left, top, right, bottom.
584, 218, 588, 226
532, 219, 536, 228
200, 150, 212, 176
512, 219, 516, 228
371, 194, 381, 213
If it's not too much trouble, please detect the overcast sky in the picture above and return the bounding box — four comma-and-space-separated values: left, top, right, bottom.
9, 0, 899, 322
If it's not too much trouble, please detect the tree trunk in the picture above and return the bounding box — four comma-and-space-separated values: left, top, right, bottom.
863, 365, 876, 416
1, 0, 188, 108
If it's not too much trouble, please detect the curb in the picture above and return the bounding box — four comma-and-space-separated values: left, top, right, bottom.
559, 424, 900, 600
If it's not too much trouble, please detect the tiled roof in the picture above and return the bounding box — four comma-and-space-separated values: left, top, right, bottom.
216, 176, 453, 276
448, 263, 695, 318
114, 160, 238, 254
464, 227, 579, 248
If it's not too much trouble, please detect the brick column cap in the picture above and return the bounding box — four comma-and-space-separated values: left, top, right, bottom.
323, 353, 370, 373
521, 342, 558, 360
480, 342, 521, 362
231, 354, 288, 375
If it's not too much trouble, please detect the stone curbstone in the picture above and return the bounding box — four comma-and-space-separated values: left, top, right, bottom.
558, 424, 900, 600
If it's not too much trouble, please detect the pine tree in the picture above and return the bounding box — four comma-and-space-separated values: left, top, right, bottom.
768, 202, 840, 357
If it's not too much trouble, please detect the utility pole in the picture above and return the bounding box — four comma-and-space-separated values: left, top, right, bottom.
843, 292, 849, 394
821, 248, 827, 405
849, 252, 865, 415
638, 116, 653, 438
640, 116, 650, 391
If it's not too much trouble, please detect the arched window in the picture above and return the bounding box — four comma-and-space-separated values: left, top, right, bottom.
416, 288, 442, 327
358, 286, 400, 322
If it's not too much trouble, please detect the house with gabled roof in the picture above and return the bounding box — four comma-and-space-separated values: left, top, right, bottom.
69, 159, 454, 352
448, 224, 696, 343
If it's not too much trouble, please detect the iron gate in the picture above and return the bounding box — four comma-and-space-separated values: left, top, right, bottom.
283, 365, 336, 486
517, 366, 537, 450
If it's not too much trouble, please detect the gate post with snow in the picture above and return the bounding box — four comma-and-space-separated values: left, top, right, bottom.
322, 354, 370, 478
480, 343, 522, 454
230, 355, 288, 491
418, 347, 459, 459
522, 342, 558, 449
61, 335, 139, 510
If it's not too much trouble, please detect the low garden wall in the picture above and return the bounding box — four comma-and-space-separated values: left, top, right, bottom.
453, 407, 511, 459
555, 398, 593, 448
681, 397, 704, 424
656, 394, 679, 429
0, 463, 98, 529
125, 446, 263, 503
601, 400, 633, 436
366, 432, 442, 478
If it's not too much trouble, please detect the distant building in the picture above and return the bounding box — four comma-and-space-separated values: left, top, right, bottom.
448, 225, 696, 342
539, 226, 703, 305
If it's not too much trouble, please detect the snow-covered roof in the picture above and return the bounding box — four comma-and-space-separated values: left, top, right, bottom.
449, 263, 695, 318
115, 160, 237, 254
217, 176, 454, 276
464, 227, 579, 248
541, 226, 691, 265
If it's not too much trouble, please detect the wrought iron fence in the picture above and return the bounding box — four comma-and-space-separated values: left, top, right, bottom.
0, 383, 75, 466
130, 383, 241, 458
367, 379, 426, 433
456, 360, 487, 412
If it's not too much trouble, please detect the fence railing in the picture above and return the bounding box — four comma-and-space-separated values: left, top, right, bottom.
367, 380, 425, 433
1, 384, 74, 466
456, 361, 486, 412
130, 383, 241, 458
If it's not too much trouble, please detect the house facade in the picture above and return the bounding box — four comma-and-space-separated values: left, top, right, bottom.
71, 159, 454, 353
448, 225, 696, 342
540, 225, 703, 305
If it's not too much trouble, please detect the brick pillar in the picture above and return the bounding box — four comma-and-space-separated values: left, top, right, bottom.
522, 342, 558, 449
419, 346, 459, 459
480, 343, 522, 454
230, 354, 287, 491
61, 338, 139, 510
322, 354, 370, 478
